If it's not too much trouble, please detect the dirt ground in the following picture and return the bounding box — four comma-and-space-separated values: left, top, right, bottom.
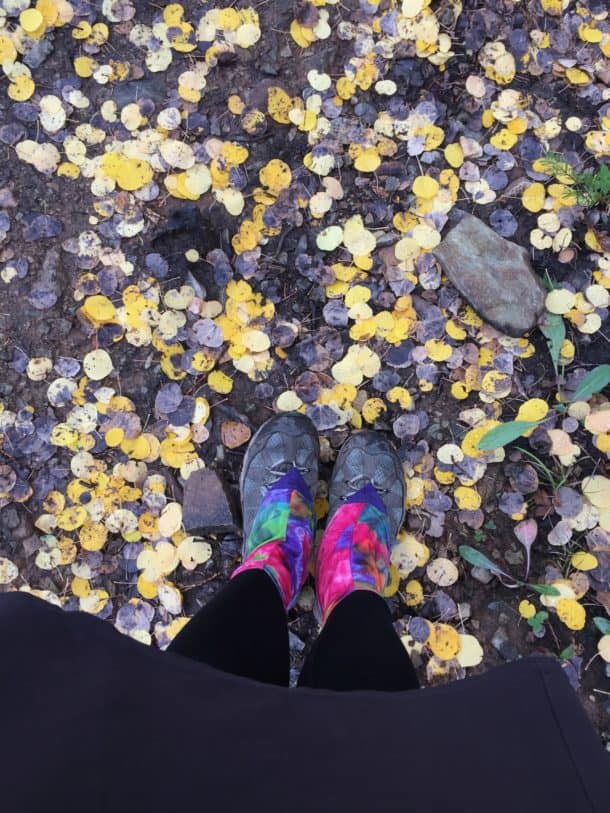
0, 0, 609, 742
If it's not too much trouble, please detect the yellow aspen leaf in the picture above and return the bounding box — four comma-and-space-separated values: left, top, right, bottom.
490, 128, 518, 150
82, 294, 117, 324
565, 67, 590, 85
578, 24, 603, 44
336, 77, 356, 99
242, 329, 270, 352
425, 338, 452, 362
446, 320, 466, 340
0, 35, 17, 64
208, 370, 233, 394
345, 285, 371, 307
519, 599, 536, 619
456, 634, 484, 667
540, 0, 569, 13
100, 153, 153, 191
451, 381, 470, 400
481, 109, 495, 128
412, 224, 440, 250
267, 86, 295, 123
137, 574, 158, 599
71, 576, 90, 598
462, 422, 500, 457
596, 434, 610, 453
435, 468, 455, 485
404, 579, 424, 607
362, 397, 386, 423
80, 589, 109, 614
79, 522, 108, 552
57, 505, 87, 531
387, 386, 412, 409
259, 159, 291, 194
383, 564, 400, 598
507, 117, 528, 134
522, 182, 546, 212
412, 175, 439, 198
57, 162, 80, 179
290, 19, 315, 48
426, 557, 459, 586
393, 211, 418, 232
20, 8, 45, 34
556, 598, 586, 631
481, 370, 511, 398
571, 552, 598, 571
428, 623, 461, 660
354, 148, 381, 173
454, 486, 481, 510
8, 75, 35, 101
72, 20, 92, 38
444, 142, 464, 168
516, 398, 549, 422
342, 215, 376, 256
402, 0, 425, 17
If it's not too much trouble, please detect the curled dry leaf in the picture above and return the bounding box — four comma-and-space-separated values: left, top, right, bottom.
221, 421, 252, 449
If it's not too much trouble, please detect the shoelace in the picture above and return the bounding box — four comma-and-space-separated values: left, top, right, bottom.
344, 475, 389, 495
263, 461, 311, 490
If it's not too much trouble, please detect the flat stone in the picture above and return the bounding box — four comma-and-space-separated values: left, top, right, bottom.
491, 627, 521, 662
182, 469, 240, 536
432, 212, 545, 337
471, 565, 494, 584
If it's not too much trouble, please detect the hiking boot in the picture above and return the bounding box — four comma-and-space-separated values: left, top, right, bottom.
326, 431, 405, 537
240, 412, 319, 541
314, 432, 405, 623
233, 413, 319, 611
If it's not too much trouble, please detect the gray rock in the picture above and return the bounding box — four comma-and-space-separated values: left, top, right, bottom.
471, 565, 494, 584
112, 78, 167, 107
491, 627, 521, 661
432, 212, 545, 337
182, 469, 240, 535
504, 547, 524, 566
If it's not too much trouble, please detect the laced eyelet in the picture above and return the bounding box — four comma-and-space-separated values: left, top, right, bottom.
265, 461, 311, 488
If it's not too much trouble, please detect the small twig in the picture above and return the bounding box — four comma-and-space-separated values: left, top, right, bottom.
182, 572, 221, 591
545, 618, 561, 652
584, 652, 599, 672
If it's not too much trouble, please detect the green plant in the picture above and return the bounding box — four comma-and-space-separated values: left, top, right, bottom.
459, 545, 560, 595
569, 364, 610, 402
543, 270, 560, 292
593, 617, 610, 635
540, 311, 565, 374
477, 420, 540, 451
527, 611, 548, 635
476, 364, 610, 452
540, 152, 610, 211
514, 447, 570, 491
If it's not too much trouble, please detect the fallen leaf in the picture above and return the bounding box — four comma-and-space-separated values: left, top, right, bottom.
221, 421, 252, 449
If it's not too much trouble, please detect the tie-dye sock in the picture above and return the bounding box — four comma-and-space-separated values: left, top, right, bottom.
232, 468, 315, 611
316, 483, 392, 625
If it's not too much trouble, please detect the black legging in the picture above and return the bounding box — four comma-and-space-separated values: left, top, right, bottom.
168, 570, 419, 691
